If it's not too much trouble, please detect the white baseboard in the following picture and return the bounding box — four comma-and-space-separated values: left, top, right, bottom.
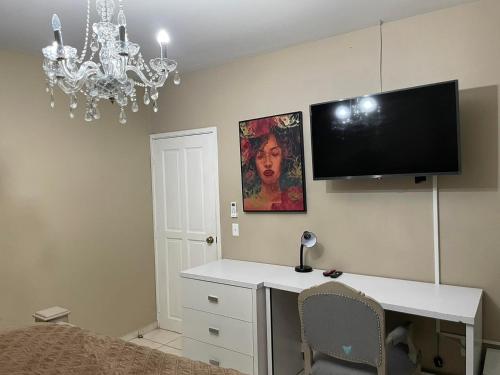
120, 321, 158, 341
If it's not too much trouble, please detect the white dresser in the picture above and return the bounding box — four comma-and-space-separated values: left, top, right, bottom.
181, 275, 267, 374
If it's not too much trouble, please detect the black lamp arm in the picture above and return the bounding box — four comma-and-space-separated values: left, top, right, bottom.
299, 244, 305, 268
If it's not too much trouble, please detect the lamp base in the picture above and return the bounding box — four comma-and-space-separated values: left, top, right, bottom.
295, 265, 313, 273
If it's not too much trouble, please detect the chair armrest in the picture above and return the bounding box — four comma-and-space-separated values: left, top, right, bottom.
386, 324, 419, 365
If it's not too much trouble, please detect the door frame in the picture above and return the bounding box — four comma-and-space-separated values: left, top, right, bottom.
149, 127, 222, 325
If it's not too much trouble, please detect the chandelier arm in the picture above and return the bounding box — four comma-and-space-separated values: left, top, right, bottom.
60, 60, 101, 82
57, 76, 90, 94
126, 65, 167, 88
58, 66, 101, 94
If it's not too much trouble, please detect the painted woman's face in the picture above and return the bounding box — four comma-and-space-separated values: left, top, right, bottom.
255, 134, 282, 186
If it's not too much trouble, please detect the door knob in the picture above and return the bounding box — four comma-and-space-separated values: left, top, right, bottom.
206, 236, 214, 245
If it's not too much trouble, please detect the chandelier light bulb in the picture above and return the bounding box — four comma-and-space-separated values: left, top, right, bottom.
157, 30, 170, 59
51, 14, 64, 47
156, 30, 170, 45
51, 14, 62, 31
117, 10, 126, 26
117, 10, 127, 43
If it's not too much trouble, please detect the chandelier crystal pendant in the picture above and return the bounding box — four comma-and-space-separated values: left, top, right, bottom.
42, 0, 181, 124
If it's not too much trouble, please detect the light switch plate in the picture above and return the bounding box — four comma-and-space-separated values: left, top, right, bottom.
230, 202, 238, 218
232, 223, 239, 237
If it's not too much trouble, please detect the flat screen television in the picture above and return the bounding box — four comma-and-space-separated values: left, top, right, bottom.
310, 80, 461, 180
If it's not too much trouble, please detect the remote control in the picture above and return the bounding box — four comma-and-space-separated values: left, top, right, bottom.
331, 271, 343, 279
323, 269, 336, 277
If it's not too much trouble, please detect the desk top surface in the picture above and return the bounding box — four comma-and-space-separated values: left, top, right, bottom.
181, 259, 482, 324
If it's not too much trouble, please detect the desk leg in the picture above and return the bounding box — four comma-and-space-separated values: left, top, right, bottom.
266, 288, 273, 375
465, 300, 482, 375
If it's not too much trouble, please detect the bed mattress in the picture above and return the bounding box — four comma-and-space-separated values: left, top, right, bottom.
0, 323, 243, 375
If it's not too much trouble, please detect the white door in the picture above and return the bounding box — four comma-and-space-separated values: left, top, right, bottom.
151, 128, 220, 333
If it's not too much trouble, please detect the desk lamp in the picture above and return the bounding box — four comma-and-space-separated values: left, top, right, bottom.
295, 231, 317, 273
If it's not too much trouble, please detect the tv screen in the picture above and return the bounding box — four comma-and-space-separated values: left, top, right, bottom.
310, 81, 460, 179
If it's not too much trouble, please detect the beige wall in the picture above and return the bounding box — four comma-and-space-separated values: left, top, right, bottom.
0, 50, 157, 337
153, 0, 500, 373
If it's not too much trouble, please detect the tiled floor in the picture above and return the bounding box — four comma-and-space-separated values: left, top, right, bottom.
129, 328, 182, 356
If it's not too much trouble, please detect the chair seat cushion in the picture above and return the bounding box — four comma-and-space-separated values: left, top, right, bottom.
312, 353, 376, 375
312, 345, 417, 375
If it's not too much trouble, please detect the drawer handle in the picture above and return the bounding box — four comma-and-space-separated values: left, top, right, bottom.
209, 359, 220, 367
207, 295, 219, 303
208, 327, 220, 336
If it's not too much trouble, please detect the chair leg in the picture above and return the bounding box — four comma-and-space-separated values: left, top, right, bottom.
302, 342, 312, 375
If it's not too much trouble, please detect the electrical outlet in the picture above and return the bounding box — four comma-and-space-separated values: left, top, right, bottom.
232, 223, 239, 237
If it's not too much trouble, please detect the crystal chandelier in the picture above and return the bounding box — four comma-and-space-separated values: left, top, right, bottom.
42, 0, 180, 124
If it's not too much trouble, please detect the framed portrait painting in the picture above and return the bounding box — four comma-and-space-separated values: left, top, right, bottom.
239, 111, 307, 212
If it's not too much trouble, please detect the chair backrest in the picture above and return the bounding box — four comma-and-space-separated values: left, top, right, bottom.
298, 282, 386, 373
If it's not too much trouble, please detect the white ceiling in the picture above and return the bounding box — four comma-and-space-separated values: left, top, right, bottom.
0, 0, 476, 72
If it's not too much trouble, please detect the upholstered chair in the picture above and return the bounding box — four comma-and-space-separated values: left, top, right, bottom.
298, 282, 421, 375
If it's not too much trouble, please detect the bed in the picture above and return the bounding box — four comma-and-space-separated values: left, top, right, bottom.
0, 323, 243, 375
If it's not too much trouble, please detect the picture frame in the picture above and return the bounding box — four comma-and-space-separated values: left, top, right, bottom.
239, 111, 307, 212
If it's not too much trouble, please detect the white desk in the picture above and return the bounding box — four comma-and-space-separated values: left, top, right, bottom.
181, 259, 483, 375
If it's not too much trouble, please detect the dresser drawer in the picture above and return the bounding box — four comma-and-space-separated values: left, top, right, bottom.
184, 337, 254, 375
182, 277, 253, 321
183, 307, 254, 355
